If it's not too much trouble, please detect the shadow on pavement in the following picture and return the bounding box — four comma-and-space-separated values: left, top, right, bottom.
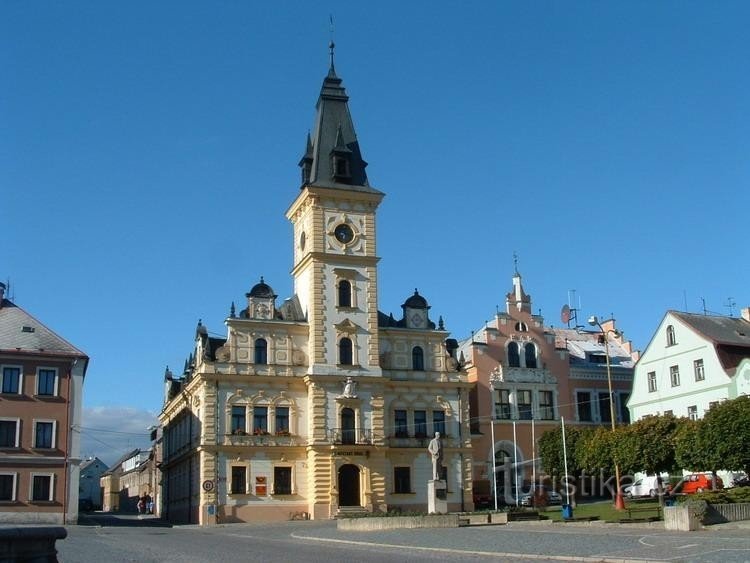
77, 512, 173, 528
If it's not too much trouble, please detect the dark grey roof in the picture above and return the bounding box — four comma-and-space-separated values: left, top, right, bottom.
672, 311, 750, 347
300, 59, 381, 195
246, 277, 276, 299
0, 299, 88, 358
403, 289, 429, 310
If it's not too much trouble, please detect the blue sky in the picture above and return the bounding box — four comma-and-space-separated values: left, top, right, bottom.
3, 2, 749, 464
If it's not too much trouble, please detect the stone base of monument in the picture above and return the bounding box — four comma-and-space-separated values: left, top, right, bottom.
428, 480, 448, 514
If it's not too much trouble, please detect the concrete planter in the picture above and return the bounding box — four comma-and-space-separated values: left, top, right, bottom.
464, 513, 490, 525
490, 512, 509, 524
664, 506, 701, 531
338, 514, 460, 531
705, 503, 750, 524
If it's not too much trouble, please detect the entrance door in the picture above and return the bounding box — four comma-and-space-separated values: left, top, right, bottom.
341, 408, 355, 445
338, 464, 360, 507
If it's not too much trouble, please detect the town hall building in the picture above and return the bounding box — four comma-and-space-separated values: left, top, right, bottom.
158, 48, 473, 524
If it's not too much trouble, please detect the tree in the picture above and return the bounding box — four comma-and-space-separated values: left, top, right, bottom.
538, 424, 587, 478
674, 417, 706, 472
698, 396, 750, 475
614, 414, 680, 477
576, 426, 617, 475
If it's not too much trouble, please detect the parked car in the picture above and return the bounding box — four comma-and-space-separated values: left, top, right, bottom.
519, 485, 562, 507
623, 475, 665, 498
676, 473, 724, 494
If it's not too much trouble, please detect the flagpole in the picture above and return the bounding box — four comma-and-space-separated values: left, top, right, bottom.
513, 420, 519, 507
561, 416, 571, 506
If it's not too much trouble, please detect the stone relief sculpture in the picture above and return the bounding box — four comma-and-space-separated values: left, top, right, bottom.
338, 376, 357, 398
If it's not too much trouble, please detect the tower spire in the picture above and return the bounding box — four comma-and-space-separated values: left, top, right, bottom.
328, 16, 336, 76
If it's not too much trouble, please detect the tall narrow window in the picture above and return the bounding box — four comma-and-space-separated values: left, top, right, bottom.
34, 422, 54, 449
495, 389, 511, 420
338, 280, 352, 308
524, 343, 537, 368
394, 467, 411, 494
666, 325, 676, 346
274, 467, 292, 495
339, 338, 353, 365
414, 410, 427, 438
275, 407, 289, 434
599, 392, 612, 423
253, 407, 268, 434
577, 391, 592, 422
254, 338, 268, 365
231, 406, 246, 433
394, 410, 408, 437
0, 474, 15, 501
687, 405, 698, 421
37, 369, 56, 396
31, 475, 52, 501
0, 420, 18, 447
670, 365, 680, 387
231, 466, 247, 494
647, 371, 657, 392
507, 342, 520, 367
432, 410, 445, 435
412, 346, 424, 371
1, 367, 20, 394
539, 391, 554, 420
517, 390, 532, 420
694, 359, 705, 382
341, 407, 355, 445
619, 393, 631, 424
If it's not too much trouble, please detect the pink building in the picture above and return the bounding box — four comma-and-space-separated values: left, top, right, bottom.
458, 271, 637, 506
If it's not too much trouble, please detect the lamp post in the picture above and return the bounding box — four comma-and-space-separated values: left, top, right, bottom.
587, 315, 626, 511
489, 368, 500, 511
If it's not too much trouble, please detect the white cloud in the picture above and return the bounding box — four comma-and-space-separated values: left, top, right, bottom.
79, 406, 159, 467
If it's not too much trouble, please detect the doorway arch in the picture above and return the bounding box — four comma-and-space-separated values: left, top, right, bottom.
338, 464, 361, 507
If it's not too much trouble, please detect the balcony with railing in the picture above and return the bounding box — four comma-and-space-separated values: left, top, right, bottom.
325, 428, 373, 446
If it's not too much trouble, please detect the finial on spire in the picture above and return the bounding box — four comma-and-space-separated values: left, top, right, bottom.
513, 251, 519, 275
328, 15, 336, 74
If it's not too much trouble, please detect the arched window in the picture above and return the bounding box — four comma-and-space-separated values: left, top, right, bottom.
524, 343, 537, 368
254, 338, 268, 365
341, 407, 355, 445
666, 325, 676, 346
338, 280, 352, 308
412, 346, 424, 371
507, 342, 520, 367
515, 322, 528, 332
339, 337, 353, 365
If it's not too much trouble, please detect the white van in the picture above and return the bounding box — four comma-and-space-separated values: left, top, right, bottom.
623, 475, 665, 498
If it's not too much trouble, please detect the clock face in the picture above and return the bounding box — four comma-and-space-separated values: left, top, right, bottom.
334, 224, 354, 244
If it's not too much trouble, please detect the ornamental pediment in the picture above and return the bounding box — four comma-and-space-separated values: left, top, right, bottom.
496, 366, 556, 384
334, 319, 359, 334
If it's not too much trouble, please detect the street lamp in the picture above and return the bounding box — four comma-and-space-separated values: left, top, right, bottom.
489, 368, 500, 512
587, 315, 626, 511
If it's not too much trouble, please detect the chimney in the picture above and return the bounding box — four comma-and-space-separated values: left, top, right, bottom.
742, 307, 750, 322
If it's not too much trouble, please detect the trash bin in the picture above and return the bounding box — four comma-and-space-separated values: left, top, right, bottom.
561, 504, 574, 520
664, 498, 675, 507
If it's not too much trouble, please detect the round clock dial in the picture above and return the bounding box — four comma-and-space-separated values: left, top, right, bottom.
334, 224, 354, 244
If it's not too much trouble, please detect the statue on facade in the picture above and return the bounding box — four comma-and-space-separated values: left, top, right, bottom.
339, 376, 357, 398
428, 432, 444, 481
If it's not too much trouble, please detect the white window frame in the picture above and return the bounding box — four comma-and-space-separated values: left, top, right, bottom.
647, 371, 657, 392
228, 462, 250, 495
29, 472, 55, 502
687, 405, 698, 421
0, 472, 18, 502
0, 417, 21, 448
1, 365, 23, 395
670, 365, 680, 387
33, 419, 57, 449
36, 367, 59, 397
693, 359, 705, 382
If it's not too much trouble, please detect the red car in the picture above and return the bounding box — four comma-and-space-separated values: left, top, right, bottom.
678, 473, 724, 494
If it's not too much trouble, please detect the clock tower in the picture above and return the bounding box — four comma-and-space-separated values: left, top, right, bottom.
286, 46, 384, 377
